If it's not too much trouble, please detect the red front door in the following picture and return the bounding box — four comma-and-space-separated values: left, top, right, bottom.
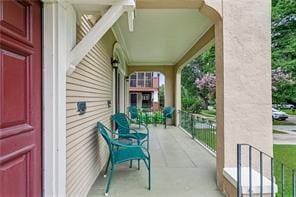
0, 1, 42, 196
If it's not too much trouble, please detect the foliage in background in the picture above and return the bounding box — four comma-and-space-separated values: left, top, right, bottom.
195, 73, 216, 109
159, 84, 165, 107
272, 67, 291, 91
181, 46, 216, 111
272, 0, 296, 104
138, 111, 164, 125
181, 86, 202, 113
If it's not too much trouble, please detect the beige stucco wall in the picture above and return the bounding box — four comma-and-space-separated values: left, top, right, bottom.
66, 15, 116, 196
213, 0, 273, 194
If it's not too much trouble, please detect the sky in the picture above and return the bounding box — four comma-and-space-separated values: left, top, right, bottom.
153, 72, 165, 86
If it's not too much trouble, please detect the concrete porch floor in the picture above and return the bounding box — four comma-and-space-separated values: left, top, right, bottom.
88, 126, 224, 197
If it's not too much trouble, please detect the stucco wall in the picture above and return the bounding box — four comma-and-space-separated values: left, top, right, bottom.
214, 0, 273, 193
66, 15, 116, 196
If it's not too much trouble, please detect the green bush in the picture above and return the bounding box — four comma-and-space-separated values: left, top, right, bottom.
182, 97, 202, 113
137, 110, 164, 125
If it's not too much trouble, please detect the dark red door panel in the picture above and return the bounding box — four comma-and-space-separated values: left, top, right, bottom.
0, 1, 42, 196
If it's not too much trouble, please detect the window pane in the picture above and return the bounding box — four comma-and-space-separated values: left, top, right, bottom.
138, 73, 144, 79
138, 73, 144, 87
130, 79, 136, 87
130, 73, 136, 79
145, 73, 152, 87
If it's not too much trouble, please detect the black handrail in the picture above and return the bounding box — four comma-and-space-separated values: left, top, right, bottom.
237, 144, 296, 197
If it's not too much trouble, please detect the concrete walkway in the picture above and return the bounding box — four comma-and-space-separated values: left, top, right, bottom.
273, 134, 296, 145
273, 125, 296, 145
88, 126, 223, 197
273, 125, 296, 134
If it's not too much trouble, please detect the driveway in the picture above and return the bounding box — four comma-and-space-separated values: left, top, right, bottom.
286, 115, 296, 125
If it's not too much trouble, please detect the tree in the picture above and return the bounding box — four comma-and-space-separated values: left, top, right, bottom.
272, 0, 296, 103
181, 46, 216, 111
195, 73, 216, 109
181, 86, 202, 113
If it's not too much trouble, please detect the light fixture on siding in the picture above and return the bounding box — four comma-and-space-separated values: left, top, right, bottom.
125, 76, 129, 82
111, 57, 119, 69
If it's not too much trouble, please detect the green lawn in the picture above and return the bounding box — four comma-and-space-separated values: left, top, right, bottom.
200, 110, 216, 117
273, 119, 296, 125
194, 128, 217, 151
273, 129, 288, 134
281, 109, 296, 115
273, 145, 296, 196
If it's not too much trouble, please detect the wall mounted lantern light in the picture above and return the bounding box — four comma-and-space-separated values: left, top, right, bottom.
125, 76, 129, 82
111, 57, 119, 69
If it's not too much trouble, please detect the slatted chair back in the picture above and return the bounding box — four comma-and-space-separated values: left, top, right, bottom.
111, 113, 130, 135
128, 106, 138, 119
163, 106, 175, 118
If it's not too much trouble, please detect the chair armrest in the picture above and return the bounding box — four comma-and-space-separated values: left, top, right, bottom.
141, 146, 151, 159
138, 123, 149, 135
112, 132, 137, 139
111, 139, 141, 149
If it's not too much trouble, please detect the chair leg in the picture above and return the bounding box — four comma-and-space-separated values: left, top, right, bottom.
144, 159, 151, 190
147, 134, 149, 150
137, 139, 140, 170
105, 165, 114, 196
129, 160, 133, 168
104, 156, 111, 178
148, 158, 151, 190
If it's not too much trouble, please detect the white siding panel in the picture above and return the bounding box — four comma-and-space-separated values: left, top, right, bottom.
66, 15, 115, 197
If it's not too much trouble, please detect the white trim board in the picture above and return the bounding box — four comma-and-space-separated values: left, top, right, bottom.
42, 2, 73, 196
67, 0, 135, 75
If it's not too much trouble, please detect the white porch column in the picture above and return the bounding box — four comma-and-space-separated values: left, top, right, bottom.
43, 1, 75, 196
175, 70, 182, 126
215, 0, 272, 193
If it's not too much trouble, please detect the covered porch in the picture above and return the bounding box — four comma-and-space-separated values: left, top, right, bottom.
88, 126, 222, 197
41, 0, 273, 196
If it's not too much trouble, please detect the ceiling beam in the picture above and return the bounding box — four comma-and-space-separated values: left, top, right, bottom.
135, 0, 203, 9
175, 25, 214, 72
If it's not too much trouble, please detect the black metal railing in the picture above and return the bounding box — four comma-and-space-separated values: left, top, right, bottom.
237, 144, 296, 197
179, 110, 217, 153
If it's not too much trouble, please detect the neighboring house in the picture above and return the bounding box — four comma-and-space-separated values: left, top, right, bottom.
0, 1, 274, 197
129, 72, 160, 110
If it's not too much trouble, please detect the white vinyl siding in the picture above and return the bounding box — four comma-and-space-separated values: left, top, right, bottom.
66, 15, 115, 197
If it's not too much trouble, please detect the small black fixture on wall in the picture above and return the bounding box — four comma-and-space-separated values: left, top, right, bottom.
111, 57, 119, 69
107, 100, 112, 108
125, 76, 129, 82
77, 101, 86, 115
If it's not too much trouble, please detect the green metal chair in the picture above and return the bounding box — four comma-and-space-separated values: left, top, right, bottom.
111, 113, 149, 150
163, 106, 175, 128
97, 122, 151, 196
128, 106, 141, 128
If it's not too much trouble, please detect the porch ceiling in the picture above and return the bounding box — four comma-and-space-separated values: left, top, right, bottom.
112, 9, 212, 66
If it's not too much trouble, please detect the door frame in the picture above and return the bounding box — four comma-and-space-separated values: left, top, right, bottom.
112, 42, 127, 114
